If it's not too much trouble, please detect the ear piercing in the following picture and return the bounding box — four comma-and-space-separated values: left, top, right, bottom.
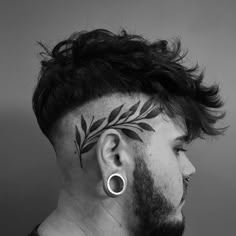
184, 176, 190, 182
104, 173, 127, 198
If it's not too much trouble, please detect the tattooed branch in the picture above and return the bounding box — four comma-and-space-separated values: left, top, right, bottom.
74, 97, 161, 168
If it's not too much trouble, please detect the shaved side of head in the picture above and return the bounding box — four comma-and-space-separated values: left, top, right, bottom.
52, 93, 164, 181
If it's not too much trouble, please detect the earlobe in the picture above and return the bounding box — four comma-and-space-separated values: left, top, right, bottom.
103, 173, 127, 198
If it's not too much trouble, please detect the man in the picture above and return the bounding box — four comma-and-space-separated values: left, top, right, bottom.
29, 29, 225, 236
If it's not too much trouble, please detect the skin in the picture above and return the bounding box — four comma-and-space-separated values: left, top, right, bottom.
131, 115, 195, 236
38, 93, 196, 236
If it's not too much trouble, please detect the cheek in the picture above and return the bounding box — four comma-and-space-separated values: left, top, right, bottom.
146, 147, 183, 207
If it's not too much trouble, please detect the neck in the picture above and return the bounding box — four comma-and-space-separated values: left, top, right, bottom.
39, 188, 132, 236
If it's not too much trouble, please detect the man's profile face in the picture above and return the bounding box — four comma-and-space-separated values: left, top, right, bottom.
130, 115, 196, 236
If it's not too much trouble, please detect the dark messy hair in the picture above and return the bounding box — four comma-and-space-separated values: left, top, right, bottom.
32, 29, 225, 141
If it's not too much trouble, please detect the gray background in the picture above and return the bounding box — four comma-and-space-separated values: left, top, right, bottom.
1, 0, 235, 235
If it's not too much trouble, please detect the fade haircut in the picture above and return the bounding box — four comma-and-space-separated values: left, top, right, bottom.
32, 29, 225, 142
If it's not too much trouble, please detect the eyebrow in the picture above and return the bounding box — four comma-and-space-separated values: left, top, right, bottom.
174, 134, 189, 142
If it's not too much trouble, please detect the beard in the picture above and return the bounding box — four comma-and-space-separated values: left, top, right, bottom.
131, 156, 185, 236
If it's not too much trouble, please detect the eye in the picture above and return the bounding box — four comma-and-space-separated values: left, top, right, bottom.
174, 146, 187, 156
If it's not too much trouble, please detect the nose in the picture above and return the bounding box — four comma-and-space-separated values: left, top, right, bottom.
179, 154, 196, 177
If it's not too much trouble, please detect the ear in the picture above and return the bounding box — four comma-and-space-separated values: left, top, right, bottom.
96, 129, 131, 197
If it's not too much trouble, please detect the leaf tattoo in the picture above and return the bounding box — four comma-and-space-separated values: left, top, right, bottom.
74, 97, 161, 168
108, 104, 124, 123
81, 142, 97, 154
136, 122, 155, 132
120, 128, 143, 142
81, 115, 87, 134
140, 98, 153, 115
90, 118, 106, 133
128, 101, 140, 116
75, 126, 81, 147
119, 110, 132, 120
144, 106, 161, 119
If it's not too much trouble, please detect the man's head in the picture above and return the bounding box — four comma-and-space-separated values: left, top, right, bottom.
32, 29, 225, 236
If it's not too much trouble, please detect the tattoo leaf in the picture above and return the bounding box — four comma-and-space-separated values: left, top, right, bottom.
121, 128, 143, 142
75, 125, 81, 147
128, 101, 140, 116
137, 122, 155, 132
90, 118, 106, 133
144, 106, 161, 119
81, 142, 97, 154
140, 98, 153, 115
119, 110, 132, 120
108, 104, 124, 123
81, 115, 87, 134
